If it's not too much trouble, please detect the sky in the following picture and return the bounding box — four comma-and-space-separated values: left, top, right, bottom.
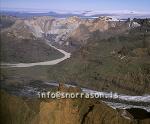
1, 0, 150, 13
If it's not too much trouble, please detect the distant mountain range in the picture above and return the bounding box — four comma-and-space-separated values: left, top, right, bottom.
1, 9, 150, 19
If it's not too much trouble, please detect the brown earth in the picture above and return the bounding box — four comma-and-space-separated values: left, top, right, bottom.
0, 84, 150, 124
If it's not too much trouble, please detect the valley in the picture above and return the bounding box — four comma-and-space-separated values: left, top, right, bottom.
1, 15, 150, 95
0, 13, 150, 124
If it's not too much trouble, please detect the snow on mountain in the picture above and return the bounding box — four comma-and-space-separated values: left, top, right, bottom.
1, 9, 150, 19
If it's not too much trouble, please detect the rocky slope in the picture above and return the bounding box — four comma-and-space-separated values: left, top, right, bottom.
1, 85, 150, 124
1, 16, 140, 52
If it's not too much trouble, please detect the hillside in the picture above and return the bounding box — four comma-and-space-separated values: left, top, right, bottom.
0, 33, 64, 63
0, 16, 149, 93
0, 15, 150, 124
0, 15, 16, 29
1, 85, 150, 124
1, 16, 138, 52
47, 21, 150, 95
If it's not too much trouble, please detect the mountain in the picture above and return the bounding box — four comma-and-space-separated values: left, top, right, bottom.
1, 15, 140, 53
1, 15, 149, 95
0, 13, 150, 124
1, 9, 150, 19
